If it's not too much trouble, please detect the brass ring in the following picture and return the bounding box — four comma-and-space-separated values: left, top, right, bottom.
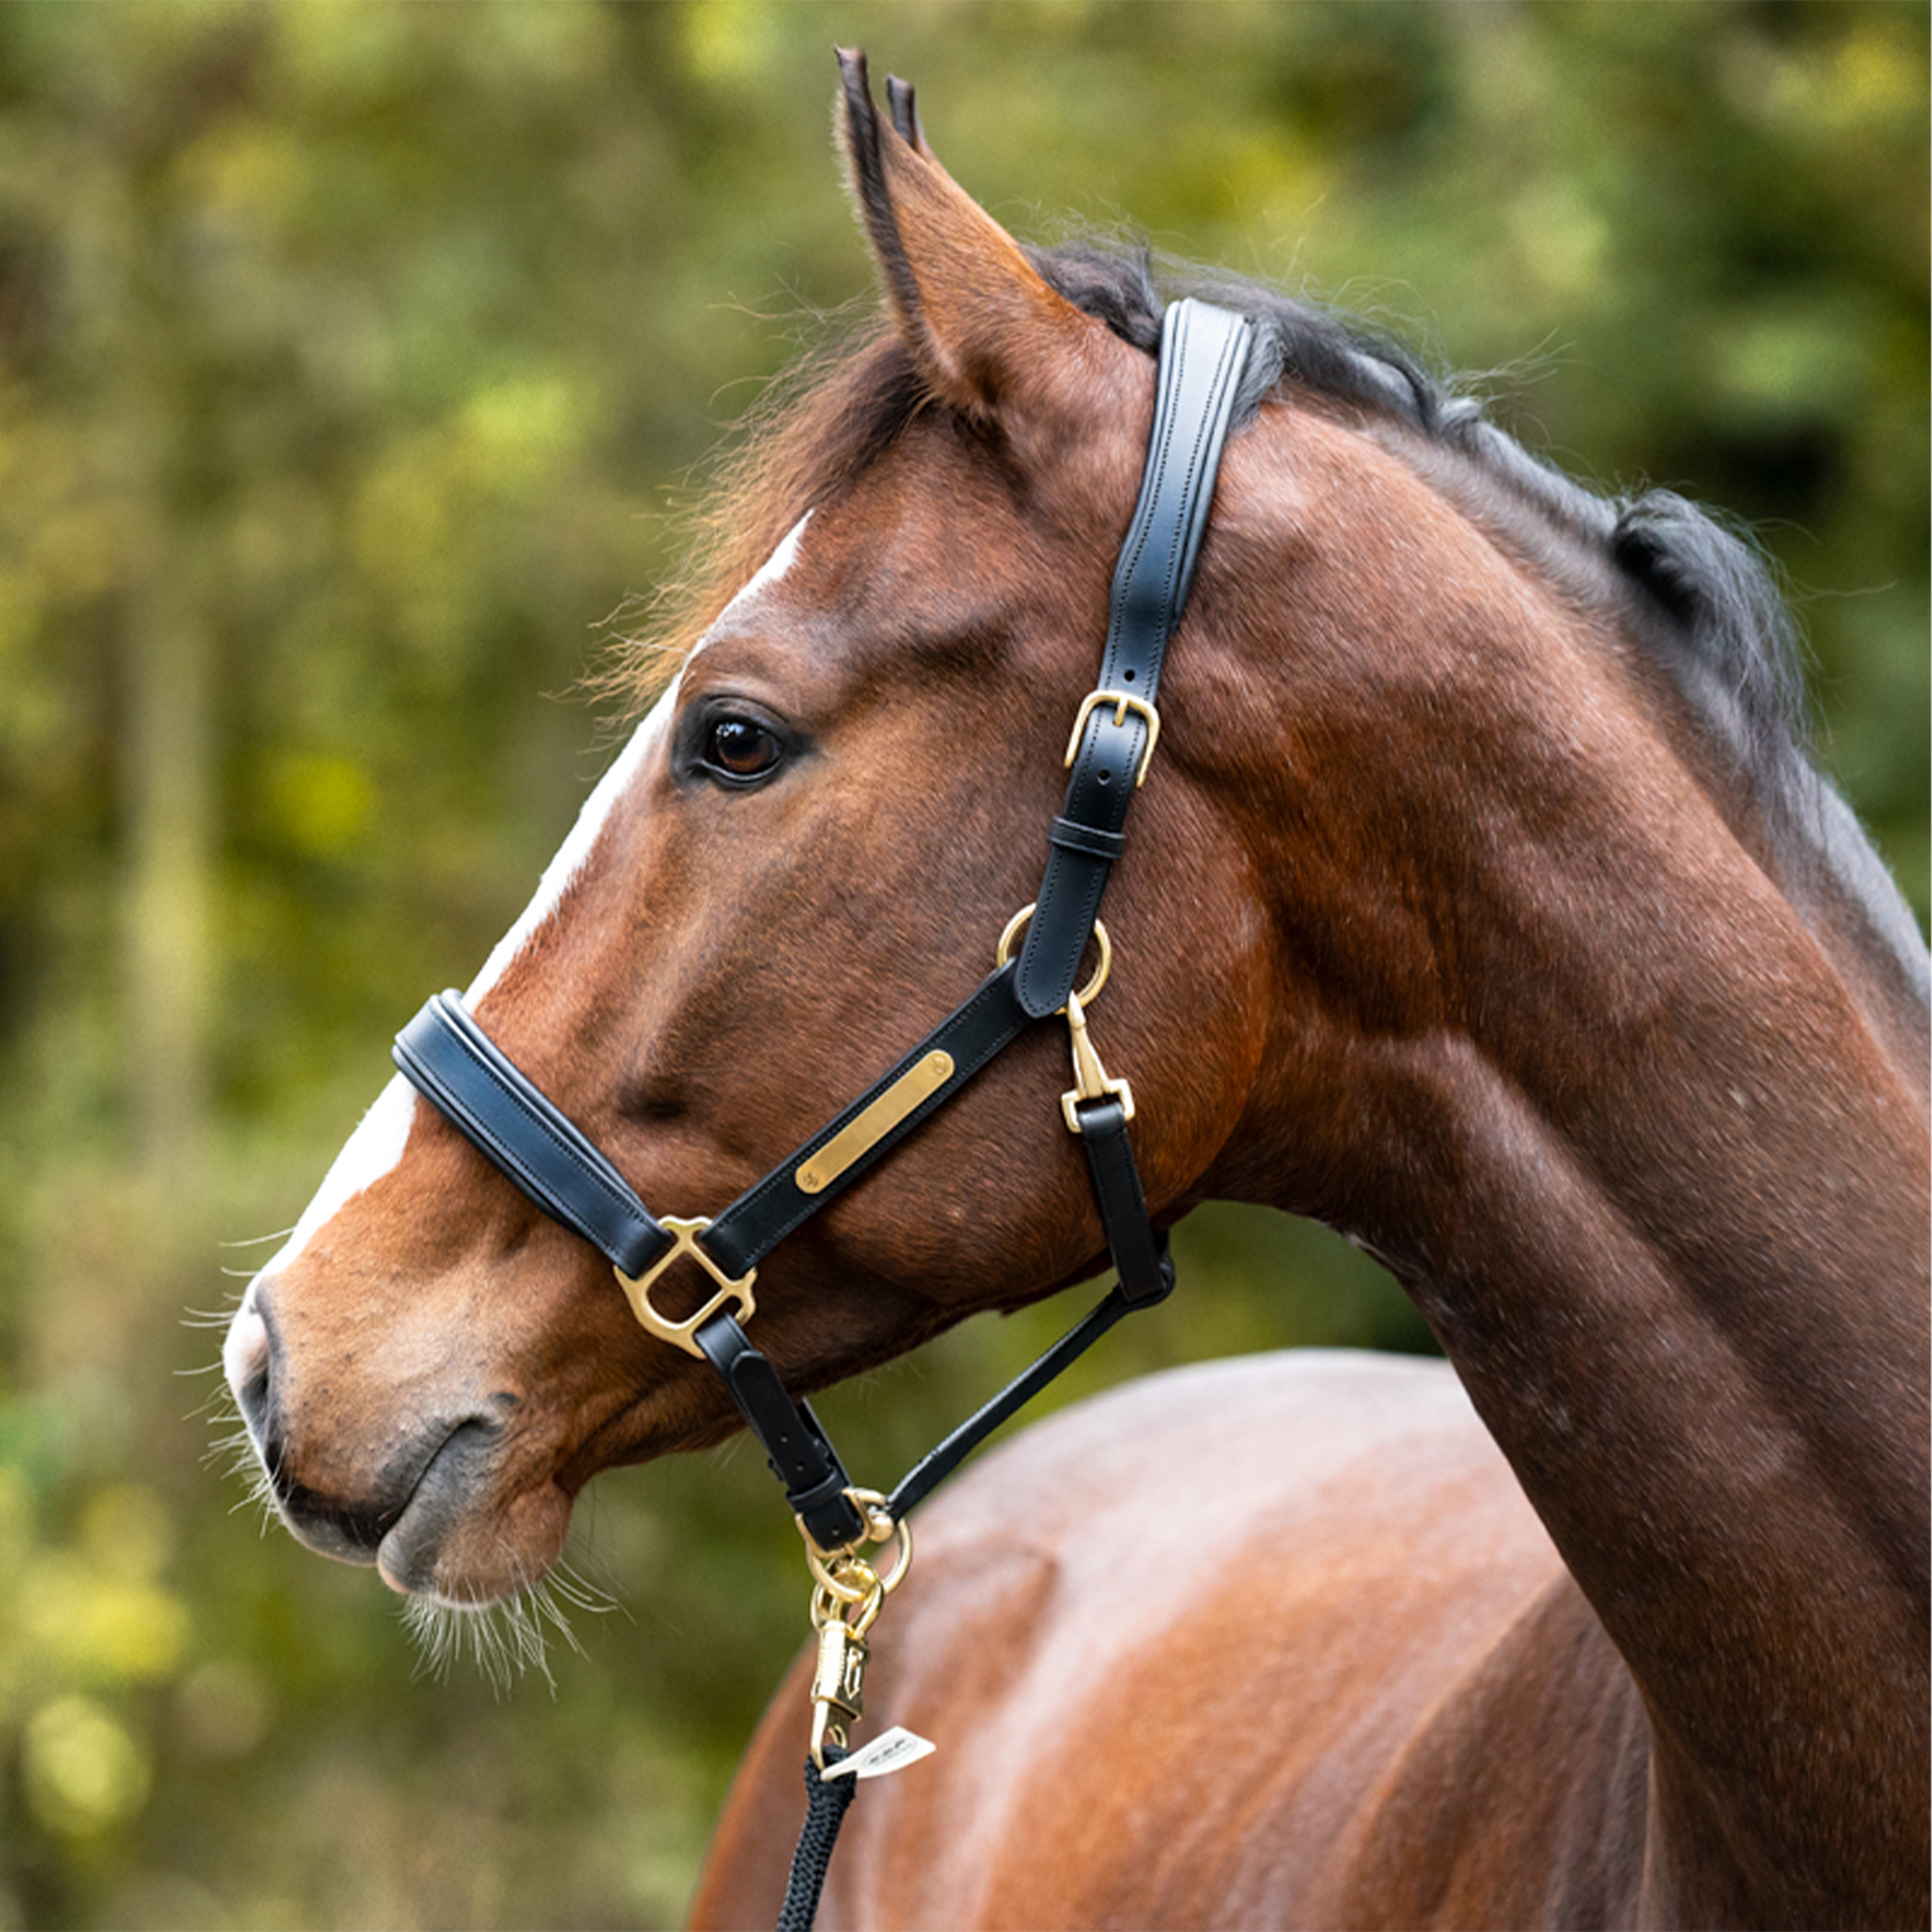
803, 1515, 913, 1610
874, 1513, 912, 1597
807, 1548, 879, 1606
797, 1488, 914, 1594
994, 905, 1112, 1007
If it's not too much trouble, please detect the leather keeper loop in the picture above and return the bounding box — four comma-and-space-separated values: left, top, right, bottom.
1048, 814, 1129, 862
787, 1469, 865, 1551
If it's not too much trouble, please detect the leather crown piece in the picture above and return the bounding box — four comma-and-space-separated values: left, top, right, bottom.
391, 298, 1254, 1550
1014, 297, 1251, 1018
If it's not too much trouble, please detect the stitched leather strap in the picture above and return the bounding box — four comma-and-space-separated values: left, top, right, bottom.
886, 1286, 1134, 1522
694, 1313, 866, 1550
394, 992, 672, 1280
700, 962, 1032, 1279
879, 1099, 1175, 1520
1073, 1094, 1175, 1308
1015, 298, 1252, 1017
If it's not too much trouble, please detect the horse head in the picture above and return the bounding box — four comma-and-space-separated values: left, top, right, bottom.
222, 55, 1278, 1610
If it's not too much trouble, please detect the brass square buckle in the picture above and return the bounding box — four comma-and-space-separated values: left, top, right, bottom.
614, 1215, 757, 1356
1064, 689, 1161, 788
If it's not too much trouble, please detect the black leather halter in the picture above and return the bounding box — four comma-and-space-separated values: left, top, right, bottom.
392, 299, 1253, 1552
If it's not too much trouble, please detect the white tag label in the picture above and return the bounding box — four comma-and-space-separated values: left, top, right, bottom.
820, 1727, 937, 1781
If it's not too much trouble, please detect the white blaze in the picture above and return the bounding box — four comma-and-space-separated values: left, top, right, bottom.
229, 515, 813, 1355
464, 684, 677, 1006
240, 1073, 418, 1293
463, 508, 810, 1008
715, 512, 810, 626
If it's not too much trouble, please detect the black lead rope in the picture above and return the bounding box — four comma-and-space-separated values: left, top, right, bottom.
778, 1751, 857, 1932
388, 298, 1254, 1932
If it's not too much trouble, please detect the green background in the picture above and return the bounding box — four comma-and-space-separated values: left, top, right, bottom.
1, 3, 1923, 1925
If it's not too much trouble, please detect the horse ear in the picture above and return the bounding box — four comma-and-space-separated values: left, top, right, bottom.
883, 72, 928, 156
837, 48, 1115, 424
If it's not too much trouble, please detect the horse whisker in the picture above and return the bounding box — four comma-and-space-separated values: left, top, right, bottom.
218, 1227, 298, 1249
398, 1558, 595, 1697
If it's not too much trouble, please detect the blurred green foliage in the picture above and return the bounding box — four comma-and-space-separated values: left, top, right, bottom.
0, 2, 1921, 1925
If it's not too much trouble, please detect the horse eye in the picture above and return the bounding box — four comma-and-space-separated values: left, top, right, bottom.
704, 716, 783, 781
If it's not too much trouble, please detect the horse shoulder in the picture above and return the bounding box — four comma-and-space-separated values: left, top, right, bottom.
690, 1350, 1653, 1930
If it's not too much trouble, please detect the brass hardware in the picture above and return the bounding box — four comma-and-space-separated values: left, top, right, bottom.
995, 904, 1032, 968
810, 1554, 882, 1610
994, 910, 1135, 1135
1060, 988, 1135, 1134
800, 1489, 914, 1767
810, 1617, 870, 1761
853, 1490, 898, 1546
799, 1491, 913, 1602
994, 906, 1113, 1007
1065, 689, 1161, 787
613, 1216, 755, 1357
795, 1051, 954, 1195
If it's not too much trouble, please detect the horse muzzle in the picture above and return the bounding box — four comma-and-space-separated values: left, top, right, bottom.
224, 1280, 541, 1601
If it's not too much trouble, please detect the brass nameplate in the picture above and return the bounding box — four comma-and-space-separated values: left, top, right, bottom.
795, 1051, 955, 1195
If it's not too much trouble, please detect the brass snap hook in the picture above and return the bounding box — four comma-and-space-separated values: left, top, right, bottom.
1060, 987, 1134, 1134
995, 909, 1134, 1136
800, 1490, 915, 1768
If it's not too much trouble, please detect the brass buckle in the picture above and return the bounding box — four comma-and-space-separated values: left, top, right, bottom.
613, 1215, 756, 1356
1064, 689, 1160, 787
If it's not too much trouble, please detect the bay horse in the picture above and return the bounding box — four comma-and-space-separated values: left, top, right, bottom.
222, 51, 1929, 1931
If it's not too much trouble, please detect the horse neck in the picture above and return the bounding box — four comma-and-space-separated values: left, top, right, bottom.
1208, 452, 1929, 1922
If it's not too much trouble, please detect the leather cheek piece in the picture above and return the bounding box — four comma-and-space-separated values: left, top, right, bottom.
695, 1313, 866, 1549
1016, 711, 1148, 1017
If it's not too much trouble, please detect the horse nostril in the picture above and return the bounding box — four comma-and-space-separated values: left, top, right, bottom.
276, 1476, 401, 1555
224, 1296, 275, 1439
224, 1302, 270, 1386
237, 1366, 270, 1444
